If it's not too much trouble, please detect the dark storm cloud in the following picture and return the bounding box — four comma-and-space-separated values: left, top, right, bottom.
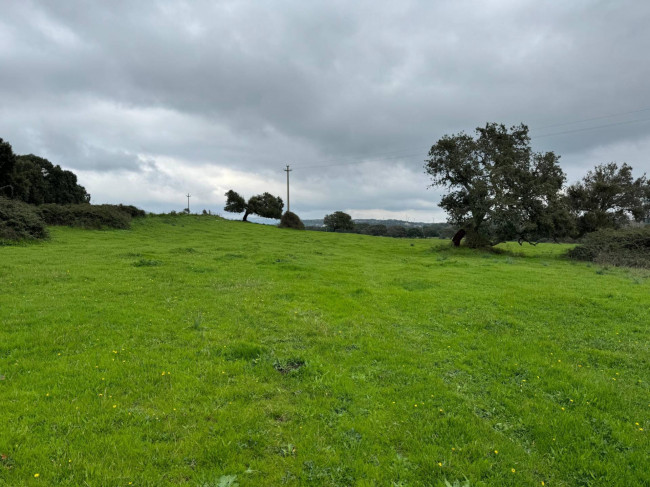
1, 1, 649, 218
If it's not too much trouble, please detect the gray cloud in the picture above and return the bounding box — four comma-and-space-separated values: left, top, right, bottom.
1, 0, 649, 219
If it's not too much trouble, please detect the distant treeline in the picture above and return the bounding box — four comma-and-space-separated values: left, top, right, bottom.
306, 221, 455, 238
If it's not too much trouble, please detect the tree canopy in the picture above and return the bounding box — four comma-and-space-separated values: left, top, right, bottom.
14, 155, 90, 205
0, 138, 90, 204
0, 138, 17, 197
324, 211, 353, 232
567, 162, 649, 236
425, 122, 569, 246
224, 190, 283, 221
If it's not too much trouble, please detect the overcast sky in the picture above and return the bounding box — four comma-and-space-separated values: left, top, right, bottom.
1, 1, 649, 221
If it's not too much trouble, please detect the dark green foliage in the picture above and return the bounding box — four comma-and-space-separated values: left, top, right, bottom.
386, 225, 407, 238
353, 222, 370, 234
0, 196, 48, 241
367, 224, 388, 236
12, 154, 90, 204
224, 190, 247, 214
324, 211, 353, 232
406, 227, 424, 238
0, 138, 17, 198
425, 123, 568, 247
224, 189, 283, 221
422, 225, 440, 238
353, 223, 387, 236
0, 139, 90, 204
568, 226, 650, 268
248, 192, 283, 219
116, 204, 146, 218
37, 204, 132, 229
568, 162, 649, 236
279, 211, 305, 230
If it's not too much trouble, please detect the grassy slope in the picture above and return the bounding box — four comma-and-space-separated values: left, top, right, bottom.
0, 215, 648, 486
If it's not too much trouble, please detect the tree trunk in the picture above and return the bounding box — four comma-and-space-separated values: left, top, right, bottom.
242, 209, 250, 222
451, 229, 466, 247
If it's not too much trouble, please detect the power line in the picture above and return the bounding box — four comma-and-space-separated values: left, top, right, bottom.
532, 106, 650, 130
532, 117, 650, 139
289, 115, 650, 172
295, 151, 424, 170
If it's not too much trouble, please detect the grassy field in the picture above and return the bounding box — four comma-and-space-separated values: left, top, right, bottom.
1, 215, 648, 486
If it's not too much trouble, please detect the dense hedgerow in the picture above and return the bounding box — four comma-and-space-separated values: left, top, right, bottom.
116, 204, 147, 218
0, 197, 49, 242
37, 204, 137, 229
279, 211, 305, 230
568, 226, 650, 268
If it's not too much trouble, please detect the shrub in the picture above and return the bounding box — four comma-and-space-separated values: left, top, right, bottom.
116, 204, 146, 218
0, 197, 48, 241
37, 204, 132, 229
279, 211, 305, 230
568, 226, 650, 268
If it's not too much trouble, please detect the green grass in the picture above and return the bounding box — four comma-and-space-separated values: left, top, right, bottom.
1, 214, 648, 486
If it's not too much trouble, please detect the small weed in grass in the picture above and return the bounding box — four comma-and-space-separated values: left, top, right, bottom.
132, 257, 161, 267
273, 358, 305, 374
279, 443, 297, 457
191, 310, 204, 330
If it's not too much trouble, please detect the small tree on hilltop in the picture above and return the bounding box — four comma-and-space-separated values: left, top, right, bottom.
224, 190, 283, 221
324, 211, 353, 232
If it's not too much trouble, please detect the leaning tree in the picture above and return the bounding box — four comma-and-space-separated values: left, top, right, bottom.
224, 190, 283, 221
425, 122, 571, 247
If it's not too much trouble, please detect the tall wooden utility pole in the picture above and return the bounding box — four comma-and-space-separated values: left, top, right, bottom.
284, 164, 292, 213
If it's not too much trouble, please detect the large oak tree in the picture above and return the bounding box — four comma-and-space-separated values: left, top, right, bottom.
425, 123, 570, 247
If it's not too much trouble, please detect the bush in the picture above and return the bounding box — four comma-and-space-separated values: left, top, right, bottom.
568, 227, 650, 268
279, 211, 305, 230
37, 204, 132, 229
116, 204, 146, 218
0, 197, 48, 241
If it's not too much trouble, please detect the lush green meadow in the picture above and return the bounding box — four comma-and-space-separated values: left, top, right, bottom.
1, 215, 648, 486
